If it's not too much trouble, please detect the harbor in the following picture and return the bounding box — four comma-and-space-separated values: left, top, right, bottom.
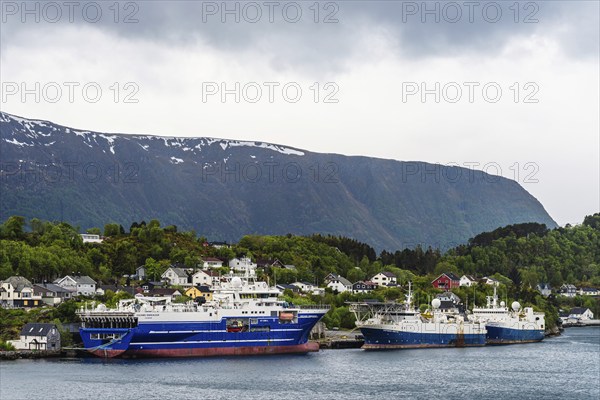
1, 327, 598, 400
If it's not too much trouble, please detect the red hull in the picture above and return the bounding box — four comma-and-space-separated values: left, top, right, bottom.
116, 342, 320, 358
90, 349, 128, 358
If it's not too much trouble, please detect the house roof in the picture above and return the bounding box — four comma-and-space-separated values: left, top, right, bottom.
149, 288, 180, 296
569, 307, 590, 315
166, 267, 190, 278
97, 285, 135, 295
203, 257, 223, 262
432, 272, 460, 283
20, 323, 57, 337
537, 283, 551, 290
276, 284, 298, 291
378, 272, 396, 278
57, 275, 96, 285
337, 276, 352, 286
33, 283, 72, 294
191, 285, 212, 292
438, 300, 458, 310
2, 276, 33, 291
445, 272, 460, 281
354, 281, 377, 287
461, 275, 477, 281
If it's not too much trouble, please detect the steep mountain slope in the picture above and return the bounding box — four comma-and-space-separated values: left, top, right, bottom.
0, 111, 557, 250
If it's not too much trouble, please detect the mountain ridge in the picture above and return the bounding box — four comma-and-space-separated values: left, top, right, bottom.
0, 111, 557, 251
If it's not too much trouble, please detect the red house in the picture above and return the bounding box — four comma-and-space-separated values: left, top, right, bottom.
432, 272, 460, 289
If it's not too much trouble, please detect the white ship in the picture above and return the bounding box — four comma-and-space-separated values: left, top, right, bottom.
470, 287, 545, 344
350, 283, 487, 349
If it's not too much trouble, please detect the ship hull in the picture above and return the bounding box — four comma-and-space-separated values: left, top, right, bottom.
80, 313, 324, 358
485, 325, 544, 344
122, 342, 319, 358
359, 326, 487, 349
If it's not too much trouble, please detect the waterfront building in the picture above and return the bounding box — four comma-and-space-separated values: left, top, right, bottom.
8, 323, 61, 351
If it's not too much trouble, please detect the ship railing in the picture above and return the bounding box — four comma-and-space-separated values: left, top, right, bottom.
296, 305, 331, 310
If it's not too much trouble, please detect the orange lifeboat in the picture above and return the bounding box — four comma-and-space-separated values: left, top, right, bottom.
279, 312, 294, 321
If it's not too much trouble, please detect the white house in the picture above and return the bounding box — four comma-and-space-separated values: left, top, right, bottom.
567, 307, 594, 320
202, 257, 224, 269
325, 274, 352, 293
536, 283, 552, 297
0, 276, 43, 308
8, 323, 61, 351
352, 281, 378, 294
229, 257, 257, 272
460, 275, 478, 287
80, 234, 103, 243
371, 272, 397, 287
578, 287, 600, 296
558, 284, 578, 298
161, 267, 191, 286
192, 270, 218, 287
54, 275, 97, 296
482, 277, 500, 287
292, 281, 316, 293
135, 266, 146, 280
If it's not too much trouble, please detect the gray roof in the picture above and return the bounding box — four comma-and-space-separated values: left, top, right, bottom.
338, 276, 352, 286
33, 283, 72, 294
57, 275, 96, 285
445, 272, 461, 281
73, 275, 96, 284
168, 267, 190, 277
569, 307, 590, 315
20, 323, 57, 337
2, 276, 33, 291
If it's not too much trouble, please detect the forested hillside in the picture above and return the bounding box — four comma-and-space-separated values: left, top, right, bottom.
1, 214, 598, 331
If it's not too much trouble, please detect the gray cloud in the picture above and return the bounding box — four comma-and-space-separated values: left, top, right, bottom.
1, 1, 598, 75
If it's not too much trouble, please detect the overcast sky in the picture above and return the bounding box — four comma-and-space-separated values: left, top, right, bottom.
1, 0, 598, 226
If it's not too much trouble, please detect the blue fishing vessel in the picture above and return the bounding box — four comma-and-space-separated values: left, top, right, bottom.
350, 283, 487, 349
77, 274, 328, 358
471, 287, 545, 344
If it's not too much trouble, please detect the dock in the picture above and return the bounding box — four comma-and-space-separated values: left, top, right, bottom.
318, 329, 364, 349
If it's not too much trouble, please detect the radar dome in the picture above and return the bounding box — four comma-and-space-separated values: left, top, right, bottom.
431, 298, 441, 309
96, 304, 106, 311
231, 277, 243, 288
511, 301, 521, 312
500, 301, 506, 307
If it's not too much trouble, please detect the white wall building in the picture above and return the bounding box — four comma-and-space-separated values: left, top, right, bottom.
326, 274, 352, 293
161, 267, 191, 286
54, 275, 97, 296
80, 234, 103, 243
8, 323, 61, 351
0, 276, 43, 307
229, 257, 257, 273
460, 275, 477, 287
371, 272, 397, 287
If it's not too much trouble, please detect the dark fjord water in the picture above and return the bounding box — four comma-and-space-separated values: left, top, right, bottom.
1, 327, 598, 400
